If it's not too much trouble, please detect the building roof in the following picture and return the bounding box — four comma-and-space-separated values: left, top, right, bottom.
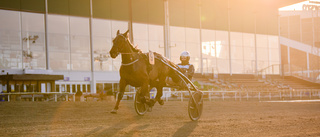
0, 74, 64, 81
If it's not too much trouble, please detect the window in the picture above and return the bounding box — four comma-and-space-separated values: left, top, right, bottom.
56, 85, 60, 92
230, 32, 244, 74
201, 29, 216, 73
216, 30, 230, 73
70, 17, 90, 71
21, 12, 46, 69
0, 10, 22, 69
148, 24, 164, 55
186, 28, 200, 70
82, 84, 87, 93
92, 19, 113, 71
47, 14, 70, 70
133, 23, 149, 52
170, 26, 186, 61
87, 84, 91, 93
72, 84, 76, 93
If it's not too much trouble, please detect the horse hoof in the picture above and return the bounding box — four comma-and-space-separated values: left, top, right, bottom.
150, 99, 156, 106
158, 100, 164, 105
110, 109, 118, 114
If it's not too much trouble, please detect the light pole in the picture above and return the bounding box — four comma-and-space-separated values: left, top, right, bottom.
164, 0, 170, 59
22, 35, 38, 69
94, 51, 109, 70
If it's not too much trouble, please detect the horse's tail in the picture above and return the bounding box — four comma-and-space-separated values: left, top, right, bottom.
153, 52, 198, 91
153, 53, 183, 84
153, 52, 182, 72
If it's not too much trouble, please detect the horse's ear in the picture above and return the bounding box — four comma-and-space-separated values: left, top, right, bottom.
117, 30, 120, 35
124, 30, 129, 37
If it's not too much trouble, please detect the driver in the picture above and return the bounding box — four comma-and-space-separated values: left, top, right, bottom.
165, 51, 195, 88
177, 51, 194, 80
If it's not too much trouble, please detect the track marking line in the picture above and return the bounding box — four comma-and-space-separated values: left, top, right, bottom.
261, 99, 320, 103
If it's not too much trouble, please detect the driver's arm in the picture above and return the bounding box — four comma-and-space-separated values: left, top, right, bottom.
187, 64, 195, 79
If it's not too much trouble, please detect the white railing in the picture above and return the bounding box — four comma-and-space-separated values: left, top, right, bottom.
1, 90, 320, 102
0, 92, 75, 102
121, 90, 320, 102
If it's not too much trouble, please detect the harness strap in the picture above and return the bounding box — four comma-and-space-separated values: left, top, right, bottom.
121, 59, 139, 66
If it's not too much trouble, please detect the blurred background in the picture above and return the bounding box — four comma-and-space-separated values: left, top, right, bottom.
0, 0, 319, 95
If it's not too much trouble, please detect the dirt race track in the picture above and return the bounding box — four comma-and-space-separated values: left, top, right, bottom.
0, 100, 320, 137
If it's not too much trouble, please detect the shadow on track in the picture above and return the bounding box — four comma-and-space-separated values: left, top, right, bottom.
172, 121, 198, 137
84, 116, 144, 137
84, 126, 104, 137
126, 124, 150, 136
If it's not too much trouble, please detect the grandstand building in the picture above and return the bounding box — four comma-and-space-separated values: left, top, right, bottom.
0, 0, 318, 94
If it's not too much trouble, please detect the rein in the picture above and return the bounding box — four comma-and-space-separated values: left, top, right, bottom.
121, 58, 139, 66
117, 34, 139, 66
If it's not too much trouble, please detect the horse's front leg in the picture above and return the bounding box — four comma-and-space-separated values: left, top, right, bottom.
111, 79, 127, 114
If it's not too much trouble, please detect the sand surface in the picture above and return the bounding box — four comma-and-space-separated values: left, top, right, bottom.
0, 100, 319, 136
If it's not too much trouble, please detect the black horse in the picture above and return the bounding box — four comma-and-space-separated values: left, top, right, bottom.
109, 30, 182, 114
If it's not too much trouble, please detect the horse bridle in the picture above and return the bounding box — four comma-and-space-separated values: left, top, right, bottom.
114, 34, 139, 66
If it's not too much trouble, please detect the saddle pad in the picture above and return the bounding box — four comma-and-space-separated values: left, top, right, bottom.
149, 51, 155, 65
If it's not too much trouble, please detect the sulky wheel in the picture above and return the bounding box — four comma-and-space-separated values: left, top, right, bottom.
188, 91, 203, 121
134, 92, 148, 116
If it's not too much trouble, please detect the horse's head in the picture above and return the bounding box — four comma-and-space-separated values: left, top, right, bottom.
109, 30, 130, 59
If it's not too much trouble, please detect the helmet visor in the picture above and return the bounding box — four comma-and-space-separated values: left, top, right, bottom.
180, 56, 188, 60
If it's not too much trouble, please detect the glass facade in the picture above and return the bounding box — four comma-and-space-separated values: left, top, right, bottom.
1, 0, 303, 93
279, 1, 320, 81
170, 26, 186, 63
69, 17, 90, 71
47, 15, 70, 70
256, 34, 269, 71
201, 29, 216, 74
0, 10, 22, 69
170, 26, 201, 72
0, 1, 282, 74
48, 15, 91, 71
230, 32, 244, 74
215, 30, 230, 74
243, 33, 256, 74
92, 19, 127, 71
0, 2, 284, 74
21, 12, 46, 70
92, 19, 113, 71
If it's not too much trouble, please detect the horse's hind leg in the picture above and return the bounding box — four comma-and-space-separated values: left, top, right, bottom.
141, 82, 151, 104
155, 85, 164, 105
149, 81, 164, 106
154, 75, 167, 105
111, 79, 126, 114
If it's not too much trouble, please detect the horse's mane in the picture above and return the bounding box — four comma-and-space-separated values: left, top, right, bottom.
127, 38, 142, 53
130, 45, 142, 53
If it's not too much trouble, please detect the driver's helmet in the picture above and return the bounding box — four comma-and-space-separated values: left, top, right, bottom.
180, 51, 190, 63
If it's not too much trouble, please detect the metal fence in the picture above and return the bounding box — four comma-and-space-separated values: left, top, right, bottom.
122, 90, 320, 102
1, 90, 320, 102
0, 92, 75, 102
